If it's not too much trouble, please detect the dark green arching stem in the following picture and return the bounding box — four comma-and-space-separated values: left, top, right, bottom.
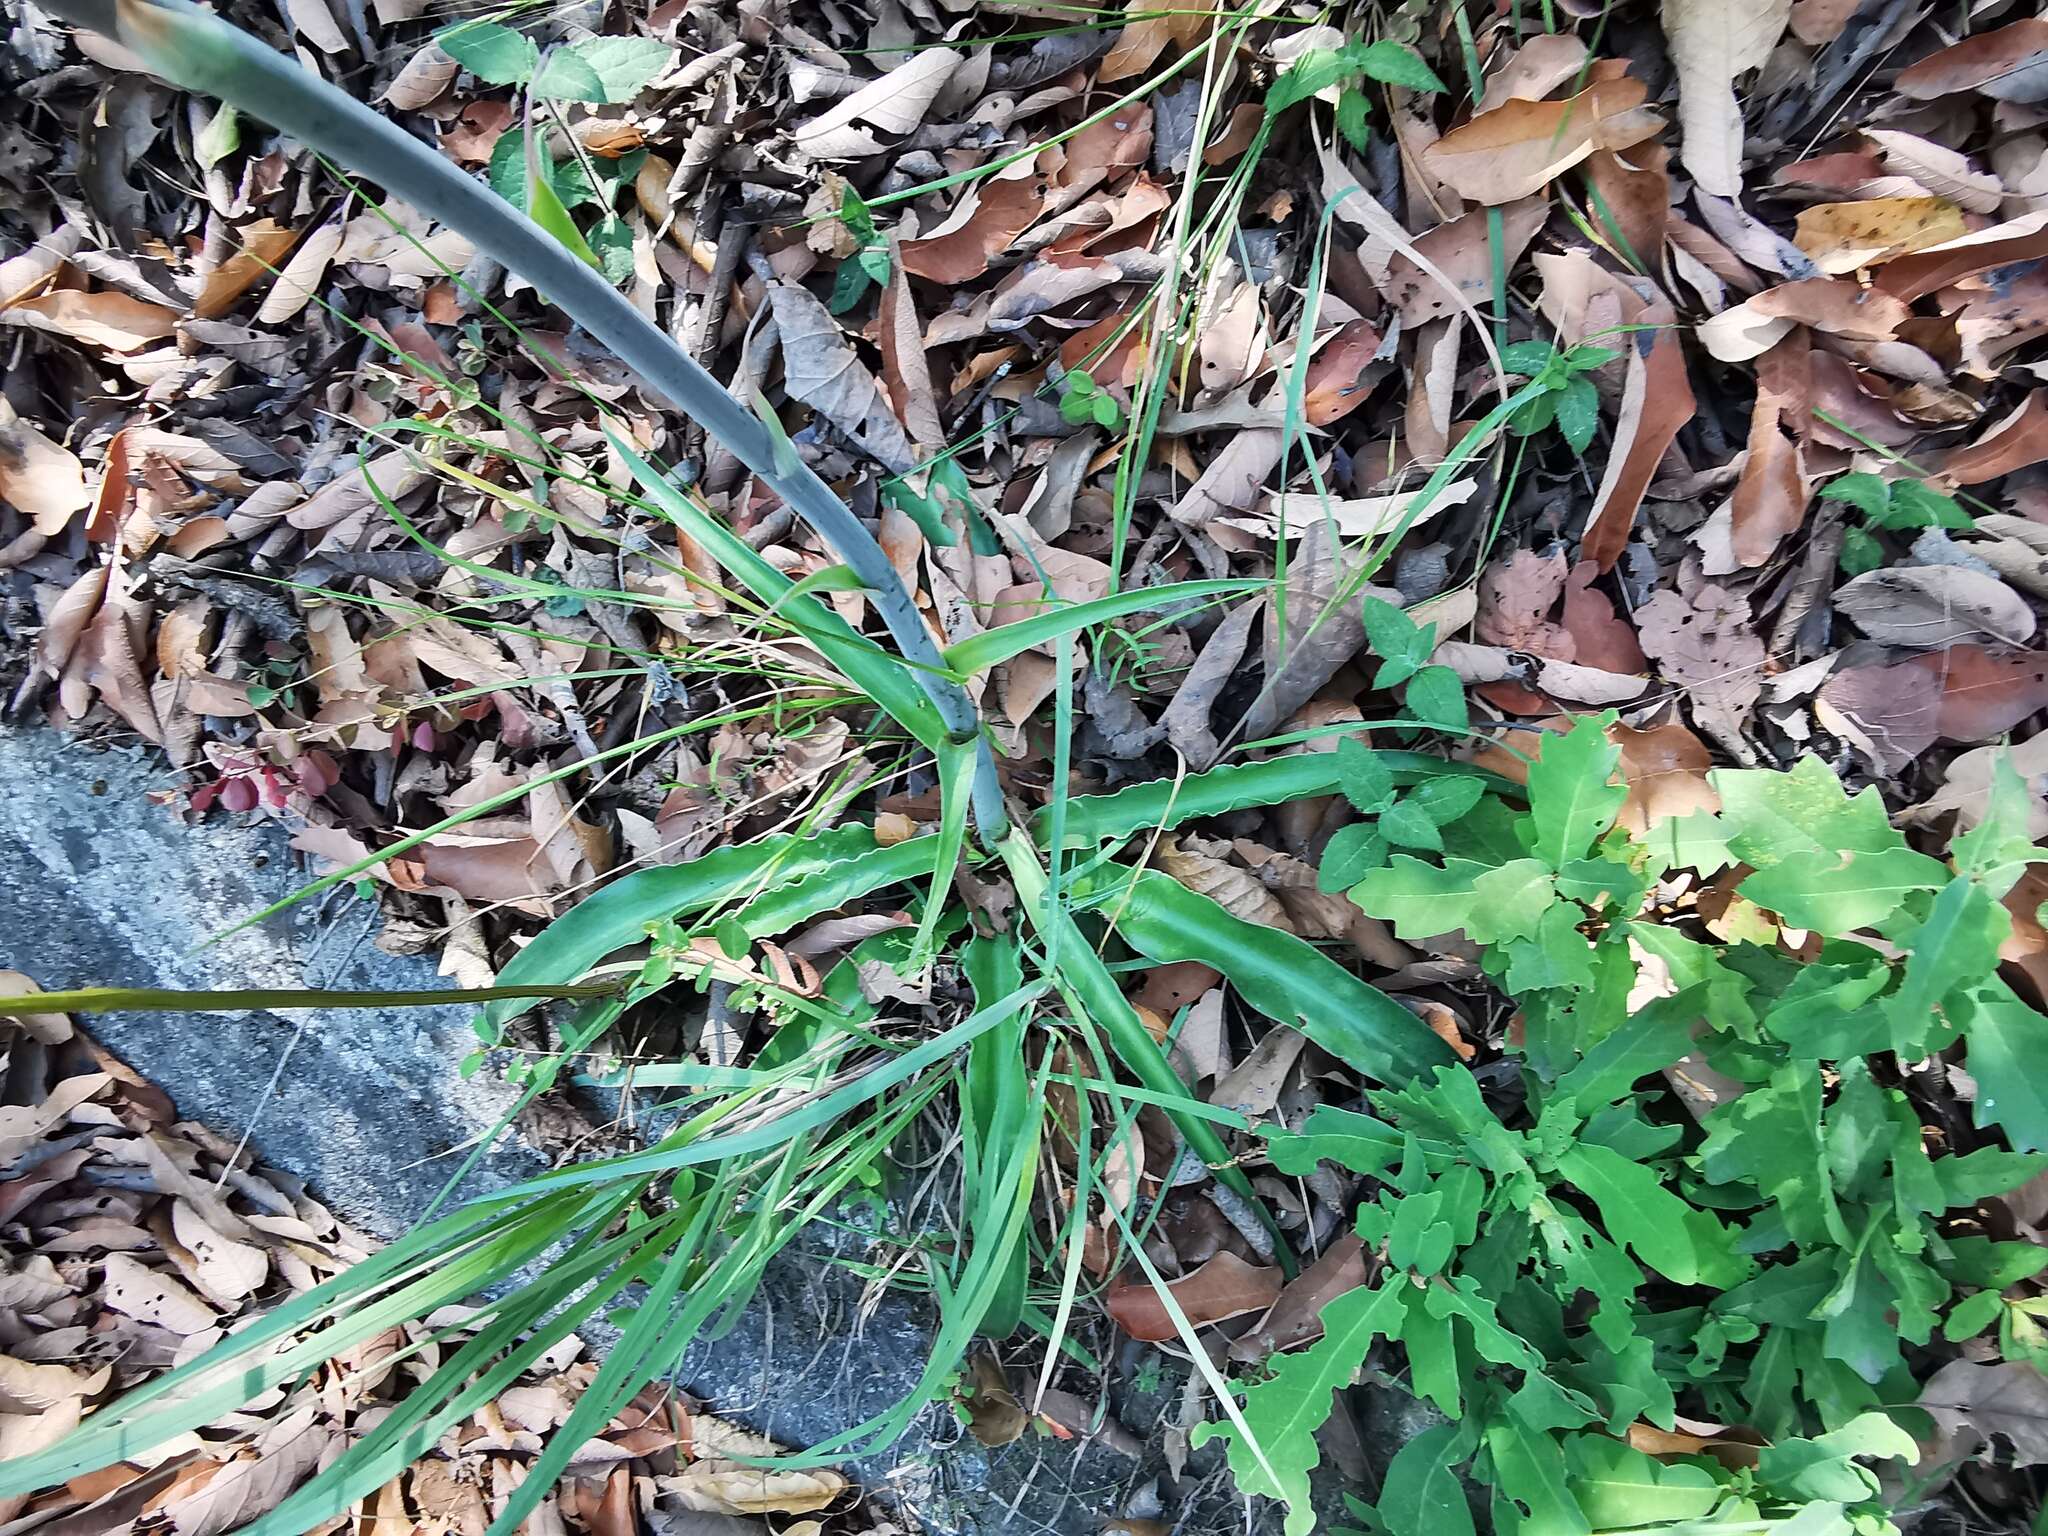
0, 983, 626, 1016
43, 0, 1005, 839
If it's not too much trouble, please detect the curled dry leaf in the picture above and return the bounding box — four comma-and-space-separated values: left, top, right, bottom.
1818, 645, 2048, 768
0, 397, 91, 535
1476, 32, 1591, 113
767, 282, 917, 474
1155, 837, 1292, 931
664, 1462, 846, 1516
1634, 583, 1766, 759
1584, 304, 1695, 570
1729, 331, 1811, 568
1834, 566, 2036, 650
1943, 390, 2048, 485
1896, 19, 2048, 103
3, 288, 180, 352
1661, 0, 1791, 196
1424, 80, 1662, 204
1611, 718, 1719, 833
1794, 197, 1969, 275
1104, 1251, 1284, 1341
792, 48, 962, 159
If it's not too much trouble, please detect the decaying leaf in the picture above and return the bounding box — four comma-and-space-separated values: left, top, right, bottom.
1661, 0, 1791, 196
1104, 1252, 1283, 1341
1424, 80, 1662, 204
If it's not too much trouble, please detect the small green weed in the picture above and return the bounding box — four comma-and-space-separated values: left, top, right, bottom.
1820, 471, 1974, 576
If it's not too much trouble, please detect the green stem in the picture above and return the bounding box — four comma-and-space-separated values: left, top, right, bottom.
0, 983, 625, 1016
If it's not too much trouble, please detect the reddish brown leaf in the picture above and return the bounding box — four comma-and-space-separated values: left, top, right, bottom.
1943, 391, 2048, 485
1872, 210, 2048, 302
1584, 141, 1670, 271
1896, 19, 2048, 102
1227, 1236, 1368, 1363
1729, 331, 1812, 568
1611, 718, 1718, 833
1301, 319, 1385, 426
1104, 1252, 1283, 1341
1583, 304, 1695, 570
1424, 81, 1662, 205
899, 171, 1047, 284
1747, 278, 1910, 341
1561, 562, 1647, 673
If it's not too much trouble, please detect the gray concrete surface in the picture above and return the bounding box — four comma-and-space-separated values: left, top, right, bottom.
0, 724, 549, 1230
0, 724, 1137, 1534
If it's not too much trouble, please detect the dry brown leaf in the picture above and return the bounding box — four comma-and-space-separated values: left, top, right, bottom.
1896, 19, 2048, 103
0, 396, 91, 535
1476, 548, 1572, 655
1104, 1252, 1283, 1341
767, 283, 916, 473
1228, 1235, 1368, 1363
1661, 0, 1791, 196
1635, 583, 1765, 759
898, 169, 1046, 285
1386, 198, 1548, 328
193, 220, 300, 320
1944, 391, 2048, 485
1818, 646, 2048, 765
1584, 303, 1695, 570
1155, 837, 1291, 931
1917, 1360, 2048, 1467
1793, 198, 1970, 275
1561, 562, 1647, 674
1585, 141, 1671, 270
1299, 318, 1382, 425
1612, 718, 1719, 833
1423, 80, 1662, 204
4, 289, 180, 351
1746, 278, 1911, 341
1169, 428, 1280, 526
1729, 331, 1811, 568
792, 49, 962, 160
1863, 129, 2005, 215
0, 972, 72, 1045
1834, 566, 2036, 649
99, 1253, 217, 1334
1910, 738, 2048, 840
1476, 32, 1591, 112
1873, 210, 2048, 302
663, 1462, 845, 1516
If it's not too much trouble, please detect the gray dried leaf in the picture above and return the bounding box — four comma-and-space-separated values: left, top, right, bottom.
1835, 565, 2036, 649
766, 283, 917, 474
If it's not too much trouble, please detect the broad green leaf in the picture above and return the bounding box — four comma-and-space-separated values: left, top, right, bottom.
1400, 1286, 1463, 1412
1701, 1062, 1845, 1249
1953, 753, 2044, 896
1363, 595, 1433, 686
1383, 798, 1446, 852
1501, 340, 1558, 375
1487, 1407, 1591, 1536
488, 128, 594, 214
1888, 876, 2005, 1048
1712, 757, 1904, 868
436, 19, 537, 84
1409, 774, 1488, 826
1339, 735, 1399, 813
1838, 525, 1884, 576
1404, 664, 1470, 732
530, 46, 607, 101
193, 103, 239, 169
586, 211, 634, 285
1335, 83, 1372, 154
1555, 375, 1599, 455
1875, 478, 1972, 530
1638, 807, 1733, 875
1754, 1412, 1915, 1504
1264, 1105, 1408, 1178
1816, 472, 1890, 520
1957, 982, 2048, 1153
1358, 857, 1557, 946
565, 35, 673, 102
1500, 902, 1596, 994
1352, 38, 1446, 92
1373, 1423, 1477, 1536
1317, 823, 1388, 892
1562, 1434, 1722, 1529
1552, 984, 1706, 1109
1191, 1283, 1406, 1536
1525, 715, 1624, 869
1736, 845, 1947, 934
1554, 1142, 1746, 1287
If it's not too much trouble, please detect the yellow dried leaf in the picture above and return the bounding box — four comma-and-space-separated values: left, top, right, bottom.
1793, 197, 1969, 274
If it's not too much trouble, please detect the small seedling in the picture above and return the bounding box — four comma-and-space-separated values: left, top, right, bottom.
1058, 368, 1126, 431
1499, 339, 1618, 456
1820, 471, 1973, 575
